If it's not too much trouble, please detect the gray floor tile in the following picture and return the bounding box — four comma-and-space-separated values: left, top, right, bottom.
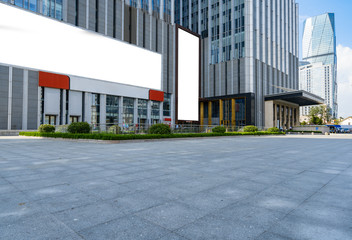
78, 215, 170, 240
136, 202, 207, 230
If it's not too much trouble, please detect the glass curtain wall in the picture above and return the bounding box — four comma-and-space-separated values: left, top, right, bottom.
123, 97, 134, 125
138, 99, 148, 125
151, 101, 160, 124
106, 95, 119, 125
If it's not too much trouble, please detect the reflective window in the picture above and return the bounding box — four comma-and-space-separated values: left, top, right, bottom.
123, 97, 134, 125
106, 95, 119, 125
163, 93, 171, 117
138, 99, 148, 124
235, 98, 245, 126
151, 101, 160, 123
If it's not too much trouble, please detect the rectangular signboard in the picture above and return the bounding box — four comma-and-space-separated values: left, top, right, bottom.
176, 26, 200, 122
0, 3, 161, 90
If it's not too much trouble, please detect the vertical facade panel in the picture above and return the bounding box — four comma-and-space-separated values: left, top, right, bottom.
78, 0, 87, 28
88, 0, 96, 31
27, 71, 39, 130
67, 0, 77, 25
106, 0, 114, 37
115, 0, 122, 40
0, 65, 9, 130
11, 68, 24, 130
98, 0, 105, 34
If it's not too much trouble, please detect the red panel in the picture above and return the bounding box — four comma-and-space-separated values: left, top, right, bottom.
39, 71, 70, 90
164, 118, 172, 122
149, 90, 164, 102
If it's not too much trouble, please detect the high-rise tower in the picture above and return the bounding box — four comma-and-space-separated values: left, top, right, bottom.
300, 13, 338, 118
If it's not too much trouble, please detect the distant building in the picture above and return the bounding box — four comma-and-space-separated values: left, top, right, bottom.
300, 13, 338, 118
299, 62, 334, 116
340, 117, 352, 126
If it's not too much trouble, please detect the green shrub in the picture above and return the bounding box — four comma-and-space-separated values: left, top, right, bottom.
108, 125, 121, 134
67, 122, 91, 134
243, 125, 258, 132
148, 124, 171, 135
19, 131, 285, 140
212, 126, 226, 133
267, 127, 280, 133
38, 124, 55, 133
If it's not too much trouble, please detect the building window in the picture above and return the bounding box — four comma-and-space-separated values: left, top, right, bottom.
151, 101, 160, 124
163, 93, 171, 117
45, 115, 56, 125
91, 93, 100, 126
70, 116, 79, 123
106, 95, 119, 125
138, 99, 148, 125
235, 98, 245, 127
212, 101, 219, 118
123, 97, 134, 125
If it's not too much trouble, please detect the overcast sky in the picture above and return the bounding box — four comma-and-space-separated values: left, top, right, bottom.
297, 0, 352, 118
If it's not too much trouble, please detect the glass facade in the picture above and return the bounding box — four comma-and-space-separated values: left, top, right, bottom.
151, 101, 160, 123
2, 0, 62, 20
301, 13, 337, 118
138, 99, 148, 124
123, 97, 134, 125
163, 93, 171, 117
106, 95, 119, 125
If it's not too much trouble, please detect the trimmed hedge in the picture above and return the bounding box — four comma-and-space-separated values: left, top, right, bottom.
148, 124, 171, 134
67, 122, 91, 134
38, 124, 55, 133
267, 127, 280, 133
243, 125, 258, 132
212, 126, 226, 133
19, 131, 285, 141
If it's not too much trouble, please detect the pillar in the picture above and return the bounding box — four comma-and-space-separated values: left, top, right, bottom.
208, 101, 212, 125
219, 99, 223, 125
200, 102, 204, 126
231, 99, 236, 126
22, 70, 28, 130
8, 67, 13, 130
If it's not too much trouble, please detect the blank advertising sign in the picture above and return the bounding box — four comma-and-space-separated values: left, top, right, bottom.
177, 27, 200, 122
0, 3, 162, 90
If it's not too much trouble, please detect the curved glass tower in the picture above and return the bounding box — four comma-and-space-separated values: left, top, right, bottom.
301, 13, 337, 118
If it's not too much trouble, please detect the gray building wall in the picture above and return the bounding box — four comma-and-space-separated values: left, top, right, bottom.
0, 66, 9, 130
11, 68, 24, 130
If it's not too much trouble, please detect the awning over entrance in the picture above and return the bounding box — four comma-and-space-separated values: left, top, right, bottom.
264, 90, 324, 106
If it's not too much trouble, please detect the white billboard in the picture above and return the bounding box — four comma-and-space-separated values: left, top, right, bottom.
0, 3, 161, 90
177, 27, 200, 122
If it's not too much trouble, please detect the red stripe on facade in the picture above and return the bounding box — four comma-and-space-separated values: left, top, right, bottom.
149, 90, 164, 102
39, 71, 70, 90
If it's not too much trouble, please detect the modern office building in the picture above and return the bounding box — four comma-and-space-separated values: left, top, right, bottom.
0, 0, 323, 131
300, 13, 338, 118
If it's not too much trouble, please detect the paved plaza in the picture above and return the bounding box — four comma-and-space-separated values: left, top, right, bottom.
0, 135, 352, 240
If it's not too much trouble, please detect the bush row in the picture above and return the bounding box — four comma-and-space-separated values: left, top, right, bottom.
20, 131, 285, 140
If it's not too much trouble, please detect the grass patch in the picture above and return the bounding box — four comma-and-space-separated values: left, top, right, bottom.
19, 131, 285, 140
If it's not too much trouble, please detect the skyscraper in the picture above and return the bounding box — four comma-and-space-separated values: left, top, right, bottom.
2, 1, 323, 131
300, 13, 337, 118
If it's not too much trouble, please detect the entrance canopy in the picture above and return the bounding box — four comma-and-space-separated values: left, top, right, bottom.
265, 90, 324, 106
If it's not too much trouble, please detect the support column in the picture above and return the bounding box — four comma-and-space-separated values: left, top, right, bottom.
231, 99, 236, 126
147, 100, 152, 125
200, 102, 204, 126
133, 98, 138, 125
8, 67, 13, 130
22, 70, 28, 130
119, 96, 123, 125
208, 101, 212, 125
159, 100, 163, 123
219, 99, 223, 125
100, 94, 107, 130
